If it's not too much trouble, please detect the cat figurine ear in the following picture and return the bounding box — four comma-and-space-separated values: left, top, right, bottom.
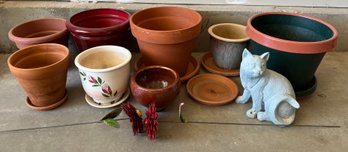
260, 52, 270, 61
242, 48, 252, 59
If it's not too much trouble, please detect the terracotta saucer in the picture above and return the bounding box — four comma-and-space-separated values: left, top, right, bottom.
26, 90, 68, 111
134, 55, 200, 82
85, 89, 130, 108
186, 73, 239, 106
201, 52, 240, 76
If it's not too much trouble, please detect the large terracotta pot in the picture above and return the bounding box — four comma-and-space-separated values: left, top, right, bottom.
246, 12, 338, 96
8, 18, 68, 49
66, 8, 131, 52
7, 43, 70, 110
130, 6, 202, 76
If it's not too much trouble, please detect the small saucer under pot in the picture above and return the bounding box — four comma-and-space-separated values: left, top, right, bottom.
201, 52, 240, 76
295, 76, 317, 97
85, 89, 130, 108
26, 90, 68, 111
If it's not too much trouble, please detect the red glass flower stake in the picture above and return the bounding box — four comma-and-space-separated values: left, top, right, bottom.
121, 103, 144, 135
144, 103, 158, 140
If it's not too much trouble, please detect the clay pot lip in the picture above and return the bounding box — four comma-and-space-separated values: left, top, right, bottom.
132, 65, 180, 92
208, 23, 250, 43
246, 12, 338, 54
130, 6, 202, 34
7, 43, 69, 72
74, 45, 132, 73
66, 8, 130, 36
8, 18, 68, 43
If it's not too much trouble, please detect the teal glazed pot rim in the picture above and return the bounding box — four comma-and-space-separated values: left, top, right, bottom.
246, 12, 338, 54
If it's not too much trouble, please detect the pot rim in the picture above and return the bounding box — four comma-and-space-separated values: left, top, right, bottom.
208, 23, 250, 42
8, 18, 68, 43
132, 65, 180, 92
66, 8, 130, 36
130, 6, 202, 34
74, 45, 132, 73
7, 43, 69, 72
246, 12, 338, 54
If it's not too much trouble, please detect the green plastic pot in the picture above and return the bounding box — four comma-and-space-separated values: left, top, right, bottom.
246, 12, 338, 96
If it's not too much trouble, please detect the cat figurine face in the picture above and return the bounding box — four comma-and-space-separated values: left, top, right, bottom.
236, 49, 300, 126
240, 50, 269, 78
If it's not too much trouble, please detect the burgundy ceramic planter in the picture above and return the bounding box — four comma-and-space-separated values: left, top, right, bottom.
130, 66, 181, 109
130, 6, 202, 76
7, 44, 69, 110
66, 8, 131, 51
8, 18, 68, 49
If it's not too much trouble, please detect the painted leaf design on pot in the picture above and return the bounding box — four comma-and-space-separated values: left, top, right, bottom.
102, 84, 113, 97
83, 74, 116, 98
88, 76, 97, 84
80, 72, 87, 81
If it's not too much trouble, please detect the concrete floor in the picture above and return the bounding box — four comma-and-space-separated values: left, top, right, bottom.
0, 50, 347, 151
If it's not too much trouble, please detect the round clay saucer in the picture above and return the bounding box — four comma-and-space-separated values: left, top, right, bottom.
26, 90, 68, 111
85, 89, 130, 108
186, 73, 239, 106
201, 52, 240, 76
134, 56, 200, 82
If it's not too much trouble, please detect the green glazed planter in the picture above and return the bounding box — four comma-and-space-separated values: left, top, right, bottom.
246, 12, 338, 96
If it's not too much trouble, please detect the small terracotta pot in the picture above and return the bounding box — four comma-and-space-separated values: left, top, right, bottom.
75, 45, 131, 105
246, 12, 338, 96
7, 44, 69, 110
208, 23, 250, 69
130, 6, 202, 76
66, 8, 131, 52
130, 66, 181, 109
8, 18, 69, 49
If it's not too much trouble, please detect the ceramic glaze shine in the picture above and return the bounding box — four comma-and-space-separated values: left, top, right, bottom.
80, 52, 124, 69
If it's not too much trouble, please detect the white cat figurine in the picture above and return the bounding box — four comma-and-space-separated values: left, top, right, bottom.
236, 49, 300, 126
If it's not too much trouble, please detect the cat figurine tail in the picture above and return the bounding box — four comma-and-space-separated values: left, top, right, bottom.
236, 48, 300, 126
266, 94, 300, 126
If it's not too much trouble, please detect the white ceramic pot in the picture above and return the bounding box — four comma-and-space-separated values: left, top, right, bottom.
75, 45, 131, 104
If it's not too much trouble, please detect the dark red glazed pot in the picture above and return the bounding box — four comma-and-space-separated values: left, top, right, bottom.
130, 66, 181, 109
66, 8, 131, 51
8, 18, 68, 49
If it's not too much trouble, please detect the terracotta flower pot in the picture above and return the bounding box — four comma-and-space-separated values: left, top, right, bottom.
246, 12, 338, 96
66, 8, 131, 52
7, 44, 70, 110
130, 6, 202, 76
208, 23, 250, 69
8, 18, 69, 49
130, 66, 181, 109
